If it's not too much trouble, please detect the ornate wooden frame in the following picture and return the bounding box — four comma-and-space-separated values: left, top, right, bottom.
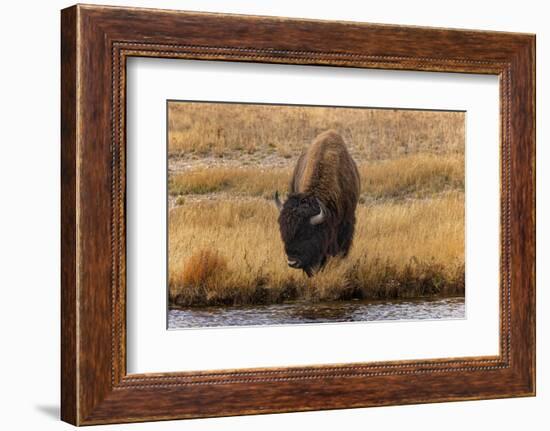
61, 4, 535, 425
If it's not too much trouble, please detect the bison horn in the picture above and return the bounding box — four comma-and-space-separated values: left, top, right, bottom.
310, 199, 326, 225
274, 191, 283, 211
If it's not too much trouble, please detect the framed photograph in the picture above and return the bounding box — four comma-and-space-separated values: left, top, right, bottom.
61, 4, 535, 425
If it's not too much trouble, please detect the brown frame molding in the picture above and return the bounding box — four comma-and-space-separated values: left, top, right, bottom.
61, 4, 535, 425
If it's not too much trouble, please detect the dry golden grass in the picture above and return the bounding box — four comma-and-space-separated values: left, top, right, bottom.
168, 102, 464, 160
169, 166, 291, 199
360, 153, 463, 201
169, 249, 229, 306
168, 192, 464, 306
169, 153, 464, 201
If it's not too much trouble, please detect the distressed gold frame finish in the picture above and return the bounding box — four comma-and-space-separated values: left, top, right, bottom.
61, 4, 535, 425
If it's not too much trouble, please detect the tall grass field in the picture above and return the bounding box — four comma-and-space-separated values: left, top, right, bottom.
167, 102, 465, 307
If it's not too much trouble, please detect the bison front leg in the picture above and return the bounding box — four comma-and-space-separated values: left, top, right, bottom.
337, 220, 355, 257
303, 267, 314, 277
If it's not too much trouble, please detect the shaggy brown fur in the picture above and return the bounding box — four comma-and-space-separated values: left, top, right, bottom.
275, 130, 361, 276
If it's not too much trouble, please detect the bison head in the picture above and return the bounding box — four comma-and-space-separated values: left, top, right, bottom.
274, 191, 328, 277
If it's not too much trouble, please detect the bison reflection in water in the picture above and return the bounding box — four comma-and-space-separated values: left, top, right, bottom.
274, 130, 360, 277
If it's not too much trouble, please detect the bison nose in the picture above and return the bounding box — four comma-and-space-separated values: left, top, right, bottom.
287, 259, 300, 268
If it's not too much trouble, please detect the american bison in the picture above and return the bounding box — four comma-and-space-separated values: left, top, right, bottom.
274, 130, 360, 277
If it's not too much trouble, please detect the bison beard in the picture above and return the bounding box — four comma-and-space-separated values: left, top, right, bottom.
275, 130, 360, 277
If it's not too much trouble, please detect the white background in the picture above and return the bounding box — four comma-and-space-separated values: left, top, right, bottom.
127, 59, 500, 373
0, 0, 547, 430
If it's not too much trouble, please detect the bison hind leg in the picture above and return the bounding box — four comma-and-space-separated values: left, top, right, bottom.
337, 221, 355, 257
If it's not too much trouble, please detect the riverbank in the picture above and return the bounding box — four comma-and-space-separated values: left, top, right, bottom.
168, 190, 464, 307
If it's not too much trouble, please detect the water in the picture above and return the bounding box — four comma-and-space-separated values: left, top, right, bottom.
168, 296, 465, 329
